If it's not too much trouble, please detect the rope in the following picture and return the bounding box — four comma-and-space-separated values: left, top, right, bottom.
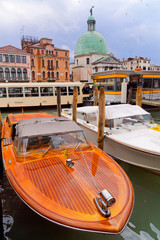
80, 148, 100, 194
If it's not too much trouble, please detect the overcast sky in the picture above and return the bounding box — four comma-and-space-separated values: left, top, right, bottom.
0, 0, 160, 64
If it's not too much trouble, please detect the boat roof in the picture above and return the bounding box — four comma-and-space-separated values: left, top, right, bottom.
77, 104, 149, 120
105, 104, 149, 120
15, 117, 82, 138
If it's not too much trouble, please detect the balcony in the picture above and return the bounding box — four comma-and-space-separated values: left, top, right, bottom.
47, 66, 54, 70
0, 77, 30, 82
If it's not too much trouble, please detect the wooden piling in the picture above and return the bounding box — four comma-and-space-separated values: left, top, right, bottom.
57, 87, 61, 117
97, 88, 105, 150
72, 86, 78, 122
136, 86, 142, 107
0, 112, 2, 138
94, 85, 98, 106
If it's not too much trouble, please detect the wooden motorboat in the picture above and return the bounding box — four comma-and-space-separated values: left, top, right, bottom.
62, 104, 160, 174
1, 112, 134, 234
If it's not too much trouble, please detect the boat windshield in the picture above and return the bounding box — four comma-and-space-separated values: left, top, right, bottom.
112, 114, 154, 128
14, 131, 89, 156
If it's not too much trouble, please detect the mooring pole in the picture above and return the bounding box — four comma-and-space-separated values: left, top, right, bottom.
57, 87, 61, 117
72, 86, 78, 122
97, 88, 105, 150
0, 112, 2, 138
136, 86, 142, 107
94, 85, 98, 106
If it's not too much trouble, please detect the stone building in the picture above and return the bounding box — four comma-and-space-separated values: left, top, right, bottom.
122, 57, 151, 71
22, 36, 70, 82
0, 45, 30, 82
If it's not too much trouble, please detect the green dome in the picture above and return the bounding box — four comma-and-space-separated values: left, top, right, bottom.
74, 31, 108, 56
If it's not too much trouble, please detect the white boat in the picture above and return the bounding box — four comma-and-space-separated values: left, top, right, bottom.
62, 104, 160, 174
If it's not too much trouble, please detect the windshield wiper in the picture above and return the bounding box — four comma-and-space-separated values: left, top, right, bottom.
42, 144, 52, 157
74, 141, 81, 151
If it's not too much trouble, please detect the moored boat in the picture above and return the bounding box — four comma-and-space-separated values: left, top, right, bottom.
62, 104, 160, 174
1, 112, 134, 234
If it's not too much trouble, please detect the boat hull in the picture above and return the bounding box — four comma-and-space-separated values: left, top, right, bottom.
77, 123, 160, 175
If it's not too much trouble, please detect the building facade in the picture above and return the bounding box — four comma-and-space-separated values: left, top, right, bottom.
122, 57, 151, 71
22, 36, 70, 82
0, 45, 30, 82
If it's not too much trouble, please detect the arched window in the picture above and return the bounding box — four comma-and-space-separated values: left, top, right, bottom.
65, 72, 68, 80
56, 71, 59, 80
23, 68, 28, 79
47, 60, 50, 69
56, 60, 59, 68
47, 71, 50, 79
51, 72, 54, 79
17, 68, 22, 79
42, 59, 45, 67
0, 67, 3, 79
51, 60, 53, 69
5, 68, 10, 79
11, 68, 16, 80
42, 71, 45, 79
32, 71, 35, 80
31, 59, 34, 66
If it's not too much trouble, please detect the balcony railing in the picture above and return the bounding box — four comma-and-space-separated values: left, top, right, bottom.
0, 77, 30, 82
47, 66, 54, 70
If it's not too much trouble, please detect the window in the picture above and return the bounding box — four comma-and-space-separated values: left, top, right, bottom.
40, 87, 53, 96
31, 49, 33, 54
42, 71, 45, 79
5, 68, 10, 79
143, 78, 152, 88
42, 59, 45, 67
51, 71, 54, 79
4, 55, 9, 62
10, 55, 15, 63
46, 50, 48, 55
86, 58, 90, 64
55, 87, 67, 96
51, 60, 53, 69
32, 71, 35, 80
68, 86, 80, 95
16, 55, 21, 63
41, 50, 44, 54
17, 68, 22, 79
31, 59, 34, 66
8, 87, 23, 97
153, 79, 160, 88
56, 51, 58, 56
116, 78, 123, 91
56, 60, 59, 68
47, 71, 50, 79
47, 60, 50, 69
77, 59, 78, 65
0, 88, 7, 98
23, 69, 28, 79
22, 56, 26, 63
65, 72, 68, 80
11, 68, 16, 79
56, 71, 59, 79
65, 61, 68, 68
65, 51, 67, 56
0, 68, 3, 79
143, 66, 146, 70
0, 54, 2, 62
24, 87, 39, 97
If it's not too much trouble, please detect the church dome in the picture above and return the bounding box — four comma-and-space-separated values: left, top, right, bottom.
74, 31, 108, 56
74, 11, 108, 57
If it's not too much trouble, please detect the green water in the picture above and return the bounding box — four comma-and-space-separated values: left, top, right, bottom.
0, 108, 160, 240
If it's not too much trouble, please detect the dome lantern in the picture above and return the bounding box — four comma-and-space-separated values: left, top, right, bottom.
87, 7, 96, 31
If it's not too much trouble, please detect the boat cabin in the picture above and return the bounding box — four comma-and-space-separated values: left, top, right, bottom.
5, 115, 89, 158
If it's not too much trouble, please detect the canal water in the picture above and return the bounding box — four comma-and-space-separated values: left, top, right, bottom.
0, 108, 160, 240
